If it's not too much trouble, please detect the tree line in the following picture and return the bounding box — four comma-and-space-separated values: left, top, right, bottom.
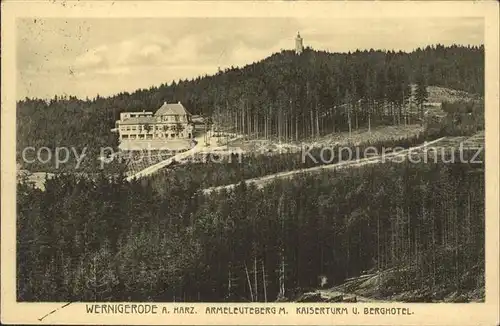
17, 155, 485, 302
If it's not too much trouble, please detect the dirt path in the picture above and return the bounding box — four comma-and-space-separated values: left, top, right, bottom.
125, 133, 244, 181
202, 137, 446, 194
125, 142, 202, 181
125, 133, 209, 181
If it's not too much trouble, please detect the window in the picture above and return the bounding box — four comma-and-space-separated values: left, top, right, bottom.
122, 135, 129, 139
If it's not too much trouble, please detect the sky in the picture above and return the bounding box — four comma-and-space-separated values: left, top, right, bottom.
17, 17, 484, 100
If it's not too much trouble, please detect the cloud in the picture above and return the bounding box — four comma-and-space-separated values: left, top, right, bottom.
95, 67, 132, 76
75, 45, 108, 68
69, 30, 276, 76
70, 33, 205, 74
140, 44, 162, 58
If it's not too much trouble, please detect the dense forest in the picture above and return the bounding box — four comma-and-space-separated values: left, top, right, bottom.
17, 44, 484, 171
17, 156, 485, 302
150, 100, 484, 190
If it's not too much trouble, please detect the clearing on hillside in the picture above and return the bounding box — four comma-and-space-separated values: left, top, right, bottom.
226, 124, 424, 155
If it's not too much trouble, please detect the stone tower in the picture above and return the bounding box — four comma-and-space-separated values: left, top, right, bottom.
295, 32, 303, 55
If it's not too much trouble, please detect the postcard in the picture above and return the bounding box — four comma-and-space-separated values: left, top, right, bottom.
1, 1, 499, 325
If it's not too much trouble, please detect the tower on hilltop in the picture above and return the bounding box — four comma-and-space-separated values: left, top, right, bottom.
295, 32, 304, 55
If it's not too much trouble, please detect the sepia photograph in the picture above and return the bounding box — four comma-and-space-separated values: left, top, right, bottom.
2, 1, 499, 325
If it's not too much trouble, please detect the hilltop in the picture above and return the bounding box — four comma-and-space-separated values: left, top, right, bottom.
16, 44, 484, 172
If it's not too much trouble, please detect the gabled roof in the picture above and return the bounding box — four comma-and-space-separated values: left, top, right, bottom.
155, 101, 192, 116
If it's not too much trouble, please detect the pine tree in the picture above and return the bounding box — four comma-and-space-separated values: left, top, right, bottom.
415, 73, 429, 122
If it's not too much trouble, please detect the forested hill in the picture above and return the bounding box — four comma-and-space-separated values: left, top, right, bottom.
17, 44, 483, 169
115, 44, 484, 116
